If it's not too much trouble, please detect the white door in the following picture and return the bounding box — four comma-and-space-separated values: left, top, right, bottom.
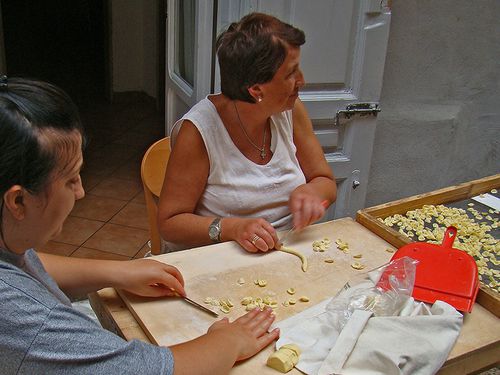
166, 0, 391, 219
164, 0, 214, 128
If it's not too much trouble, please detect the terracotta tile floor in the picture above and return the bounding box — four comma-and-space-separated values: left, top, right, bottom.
39, 95, 164, 261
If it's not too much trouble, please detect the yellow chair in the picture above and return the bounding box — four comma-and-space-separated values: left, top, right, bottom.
141, 137, 170, 255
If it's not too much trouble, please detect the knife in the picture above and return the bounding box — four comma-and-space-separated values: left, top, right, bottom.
278, 227, 295, 248
181, 295, 219, 317
168, 288, 219, 317
278, 200, 329, 248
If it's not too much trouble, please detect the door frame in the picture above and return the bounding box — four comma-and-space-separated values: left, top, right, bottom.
165, 0, 215, 132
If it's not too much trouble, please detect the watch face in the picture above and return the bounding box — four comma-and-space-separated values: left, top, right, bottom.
209, 226, 218, 237
209, 219, 221, 241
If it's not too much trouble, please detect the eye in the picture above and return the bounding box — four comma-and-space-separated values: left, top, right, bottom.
68, 175, 80, 186
287, 67, 301, 79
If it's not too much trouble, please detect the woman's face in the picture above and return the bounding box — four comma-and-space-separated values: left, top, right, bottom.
25, 139, 85, 248
259, 46, 305, 112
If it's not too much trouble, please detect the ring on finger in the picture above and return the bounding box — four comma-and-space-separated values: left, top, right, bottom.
250, 234, 260, 245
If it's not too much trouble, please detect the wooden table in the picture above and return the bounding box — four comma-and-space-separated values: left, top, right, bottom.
89, 218, 500, 374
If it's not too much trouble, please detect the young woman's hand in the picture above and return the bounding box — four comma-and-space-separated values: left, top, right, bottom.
116, 258, 186, 297
207, 307, 280, 361
222, 217, 279, 253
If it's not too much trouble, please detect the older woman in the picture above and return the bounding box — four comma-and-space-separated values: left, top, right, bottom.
0, 76, 278, 374
159, 13, 337, 253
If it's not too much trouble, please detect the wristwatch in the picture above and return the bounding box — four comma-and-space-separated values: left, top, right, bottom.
208, 217, 222, 242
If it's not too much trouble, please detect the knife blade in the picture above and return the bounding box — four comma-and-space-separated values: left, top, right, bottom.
278, 227, 295, 248
181, 295, 219, 317
168, 287, 219, 317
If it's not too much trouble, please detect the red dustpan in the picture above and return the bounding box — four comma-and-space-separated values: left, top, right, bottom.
390, 226, 479, 312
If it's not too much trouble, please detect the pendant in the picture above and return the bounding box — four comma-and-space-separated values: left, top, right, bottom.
260, 149, 266, 159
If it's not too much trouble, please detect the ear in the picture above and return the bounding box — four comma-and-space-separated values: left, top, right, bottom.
2, 185, 26, 220
248, 84, 264, 102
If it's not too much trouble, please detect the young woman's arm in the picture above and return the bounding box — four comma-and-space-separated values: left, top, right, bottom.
39, 253, 280, 374
38, 253, 185, 299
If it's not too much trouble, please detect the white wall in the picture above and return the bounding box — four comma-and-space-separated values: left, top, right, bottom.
110, 0, 158, 98
366, 0, 500, 206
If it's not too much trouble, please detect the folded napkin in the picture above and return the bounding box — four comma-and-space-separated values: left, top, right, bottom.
275, 290, 463, 375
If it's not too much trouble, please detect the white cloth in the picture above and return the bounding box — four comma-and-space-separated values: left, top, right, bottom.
275, 292, 463, 375
171, 95, 306, 231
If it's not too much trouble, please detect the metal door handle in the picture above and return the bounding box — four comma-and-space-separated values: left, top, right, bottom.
335, 103, 381, 126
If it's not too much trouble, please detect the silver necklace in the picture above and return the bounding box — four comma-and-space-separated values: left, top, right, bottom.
233, 101, 267, 159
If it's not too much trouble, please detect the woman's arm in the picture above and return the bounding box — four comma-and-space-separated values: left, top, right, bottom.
38, 253, 185, 299
158, 121, 279, 252
157, 121, 214, 247
290, 99, 337, 229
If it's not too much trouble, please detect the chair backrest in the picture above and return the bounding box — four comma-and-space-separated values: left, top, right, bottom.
141, 137, 170, 255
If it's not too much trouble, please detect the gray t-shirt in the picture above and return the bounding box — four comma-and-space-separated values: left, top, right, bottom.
0, 248, 174, 374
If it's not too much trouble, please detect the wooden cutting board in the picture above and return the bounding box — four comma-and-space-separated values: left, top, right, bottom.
118, 218, 397, 373
117, 218, 500, 374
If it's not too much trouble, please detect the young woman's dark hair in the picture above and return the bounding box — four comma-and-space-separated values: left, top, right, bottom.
0, 76, 85, 246
0, 76, 84, 198
216, 12, 305, 103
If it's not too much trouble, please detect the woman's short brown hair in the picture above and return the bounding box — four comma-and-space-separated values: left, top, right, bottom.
216, 12, 305, 103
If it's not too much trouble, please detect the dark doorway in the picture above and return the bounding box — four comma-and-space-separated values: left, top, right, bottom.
1, 0, 108, 106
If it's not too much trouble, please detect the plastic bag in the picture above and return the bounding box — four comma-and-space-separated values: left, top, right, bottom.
325, 256, 418, 331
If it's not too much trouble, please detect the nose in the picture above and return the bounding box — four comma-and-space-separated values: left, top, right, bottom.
296, 69, 305, 88
75, 176, 85, 200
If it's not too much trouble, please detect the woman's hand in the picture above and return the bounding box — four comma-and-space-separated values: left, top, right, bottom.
289, 185, 329, 230
223, 217, 279, 253
116, 258, 186, 298
207, 307, 279, 362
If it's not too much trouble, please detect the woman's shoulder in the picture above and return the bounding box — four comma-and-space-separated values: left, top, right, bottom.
173, 97, 220, 131
171, 95, 225, 147
0, 260, 58, 311
186, 95, 220, 118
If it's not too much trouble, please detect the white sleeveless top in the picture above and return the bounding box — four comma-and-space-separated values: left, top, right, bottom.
171, 96, 306, 231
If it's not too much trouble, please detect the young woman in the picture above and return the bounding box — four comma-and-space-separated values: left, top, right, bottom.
0, 76, 278, 374
158, 13, 337, 253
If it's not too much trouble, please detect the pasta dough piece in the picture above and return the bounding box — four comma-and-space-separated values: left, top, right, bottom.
351, 262, 365, 270
335, 238, 350, 253
279, 246, 308, 272
312, 237, 331, 252
266, 344, 301, 373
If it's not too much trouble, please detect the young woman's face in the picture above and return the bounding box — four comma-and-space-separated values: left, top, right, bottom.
259, 46, 305, 112
25, 138, 85, 248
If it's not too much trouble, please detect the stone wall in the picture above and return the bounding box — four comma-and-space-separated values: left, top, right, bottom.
366, 0, 500, 206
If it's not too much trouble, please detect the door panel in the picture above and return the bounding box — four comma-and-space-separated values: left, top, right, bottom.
294, 1, 354, 87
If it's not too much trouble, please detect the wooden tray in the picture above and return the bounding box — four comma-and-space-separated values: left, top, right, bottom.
356, 174, 500, 317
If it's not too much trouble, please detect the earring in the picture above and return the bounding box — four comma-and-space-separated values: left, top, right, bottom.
257, 97, 262, 102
